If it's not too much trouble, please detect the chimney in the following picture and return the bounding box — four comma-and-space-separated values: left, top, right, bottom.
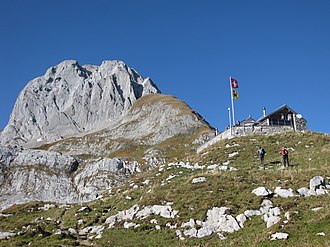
263, 107, 266, 117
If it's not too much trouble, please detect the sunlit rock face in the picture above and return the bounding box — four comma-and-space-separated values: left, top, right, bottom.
0, 60, 160, 147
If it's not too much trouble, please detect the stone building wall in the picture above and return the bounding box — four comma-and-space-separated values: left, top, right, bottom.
295, 117, 307, 131
197, 125, 294, 153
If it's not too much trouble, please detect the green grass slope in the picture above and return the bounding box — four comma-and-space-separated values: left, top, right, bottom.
0, 131, 329, 246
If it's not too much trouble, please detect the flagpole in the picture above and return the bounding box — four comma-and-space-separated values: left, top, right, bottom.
229, 77, 236, 126
228, 107, 232, 135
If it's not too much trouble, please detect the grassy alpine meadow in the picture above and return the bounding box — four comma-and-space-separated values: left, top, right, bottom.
0, 131, 329, 246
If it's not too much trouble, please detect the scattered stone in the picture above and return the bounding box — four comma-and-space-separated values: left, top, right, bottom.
54, 229, 63, 235
207, 164, 218, 170
142, 179, 150, 185
166, 222, 177, 229
316, 232, 326, 236
166, 174, 177, 181
311, 207, 323, 212
297, 187, 310, 197
176, 230, 185, 240
79, 225, 104, 236
225, 143, 240, 148
236, 214, 247, 228
124, 222, 137, 229
197, 226, 213, 238
244, 210, 262, 218
0, 213, 13, 217
309, 176, 325, 193
219, 165, 228, 171
183, 227, 197, 237
135, 205, 178, 219
77, 206, 92, 213
150, 219, 158, 224
68, 228, 78, 235
265, 216, 281, 228
274, 187, 295, 198
181, 219, 195, 228
252, 187, 273, 197
217, 232, 227, 240
270, 232, 289, 240
284, 211, 290, 221
35, 216, 44, 222
315, 188, 328, 196
0, 232, 16, 239
192, 177, 206, 184
223, 160, 230, 166
261, 199, 273, 207
38, 204, 56, 211
77, 219, 84, 225
155, 225, 161, 230
228, 151, 239, 158
204, 207, 240, 233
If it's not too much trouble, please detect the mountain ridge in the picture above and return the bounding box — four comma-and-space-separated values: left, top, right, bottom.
0, 60, 160, 147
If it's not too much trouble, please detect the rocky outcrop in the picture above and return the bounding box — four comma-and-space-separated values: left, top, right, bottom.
45, 94, 215, 156
0, 60, 160, 147
0, 145, 135, 210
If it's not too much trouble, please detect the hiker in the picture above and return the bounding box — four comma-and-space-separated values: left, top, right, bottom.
279, 147, 289, 167
257, 147, 266, 167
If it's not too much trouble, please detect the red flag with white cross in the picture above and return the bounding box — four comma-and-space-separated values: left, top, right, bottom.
231, 77, 239, 88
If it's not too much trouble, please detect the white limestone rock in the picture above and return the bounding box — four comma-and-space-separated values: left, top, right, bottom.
192, 177, 206, 184
265, 216, 281, 228
181, 219, 195, 229
297, 187, 310, 197
183, 227, 197, 237
0, 232, 16, 239
0, 60, 160, 147
244, 210, 262, 218
274, 187, 295, 198
135, 205, 178, 219
270, 232, 289, 240
236, 213, 247, 228
197, 226, 213, 238
252, 187, 273, 197
204, 207, 240, 233
124, 222, 138, 229
68, 228, 78, 235
309, 176, 325, 193
176, 230, 185, 240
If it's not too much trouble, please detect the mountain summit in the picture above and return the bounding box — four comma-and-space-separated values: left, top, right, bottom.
0, 60, 160, 147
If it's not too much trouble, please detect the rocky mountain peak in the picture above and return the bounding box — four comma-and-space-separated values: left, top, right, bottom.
0, 60, 161, 147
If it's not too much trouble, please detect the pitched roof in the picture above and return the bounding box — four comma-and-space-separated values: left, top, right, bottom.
256, 104, 297, 122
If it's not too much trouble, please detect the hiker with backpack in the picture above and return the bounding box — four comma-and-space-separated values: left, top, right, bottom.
279, 147, 289, 167
257, 147, 266, 168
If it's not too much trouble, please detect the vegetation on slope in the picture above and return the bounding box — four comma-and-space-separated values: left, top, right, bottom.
0, 131, 329, 246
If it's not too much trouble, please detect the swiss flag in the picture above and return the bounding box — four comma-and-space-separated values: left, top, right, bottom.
231, 77, 239, 88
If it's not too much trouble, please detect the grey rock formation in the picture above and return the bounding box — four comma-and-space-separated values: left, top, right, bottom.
309, 176, 325, 194
0, 145, 131, 210
45, 94, 214, 157
0, 60, 160, 147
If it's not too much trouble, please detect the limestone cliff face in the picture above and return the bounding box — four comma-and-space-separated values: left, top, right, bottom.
0, 60, 160, 147
0, 60, 215, 210
0, 145, 134, 210
45, 94, 215, 157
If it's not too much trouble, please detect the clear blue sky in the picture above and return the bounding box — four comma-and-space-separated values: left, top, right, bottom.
1, 0, 329, 134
